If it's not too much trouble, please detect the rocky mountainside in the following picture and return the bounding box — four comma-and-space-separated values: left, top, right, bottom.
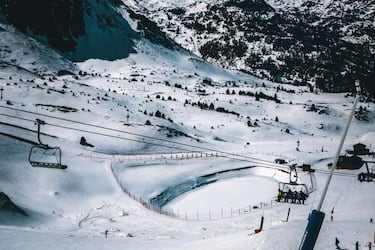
127, 0, 375, 96
0, 0, 373, 96
0, 0, 185, 62
0, 0, 139, 61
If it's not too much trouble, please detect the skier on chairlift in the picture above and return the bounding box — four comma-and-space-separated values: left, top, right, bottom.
299, 190, 306, 204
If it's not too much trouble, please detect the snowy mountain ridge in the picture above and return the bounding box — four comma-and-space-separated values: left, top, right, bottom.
1, 0, 373, 95
126, 0, 375, 96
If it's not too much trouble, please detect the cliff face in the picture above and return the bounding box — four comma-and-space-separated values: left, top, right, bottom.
0, 0, 138, 61
0, 0, 85, 52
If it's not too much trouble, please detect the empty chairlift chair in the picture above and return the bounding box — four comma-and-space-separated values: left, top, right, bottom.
28, 119, 67, 169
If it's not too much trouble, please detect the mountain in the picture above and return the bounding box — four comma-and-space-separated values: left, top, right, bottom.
1, 0, 373, 96
0, 21, 374, 249
0, 0, 374, 249
0, 22, 77, 76
126, 0, 375, 96
0, 0, 139, 61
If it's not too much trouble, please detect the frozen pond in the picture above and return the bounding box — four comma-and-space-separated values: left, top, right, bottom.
164, 175, 278, 214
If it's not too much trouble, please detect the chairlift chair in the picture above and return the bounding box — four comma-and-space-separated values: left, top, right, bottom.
278, 182, 309, 194
358, 161, 375, 182
277, 165, 308, 202
28, 119, 67, 169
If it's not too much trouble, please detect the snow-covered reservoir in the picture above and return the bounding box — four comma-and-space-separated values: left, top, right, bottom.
165, 175, 278, 213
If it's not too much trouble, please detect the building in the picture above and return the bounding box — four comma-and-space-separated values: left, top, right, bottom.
335, 155, 364, 170
352, 143, 370, 155
275, 158, 287, 164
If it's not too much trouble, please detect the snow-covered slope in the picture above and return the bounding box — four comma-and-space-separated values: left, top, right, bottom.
0, 23, 77, 76
126, 0, 375, 96
0, 3, 375, 250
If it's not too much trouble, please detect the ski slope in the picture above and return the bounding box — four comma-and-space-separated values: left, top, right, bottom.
0, 20, 374, 250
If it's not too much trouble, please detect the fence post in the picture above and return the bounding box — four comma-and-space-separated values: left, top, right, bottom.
221, 208, 223, 219
196, 211, 199, 221
231, 207, 233, 217
209, 210, 211, 220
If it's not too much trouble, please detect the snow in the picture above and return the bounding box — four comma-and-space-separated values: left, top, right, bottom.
0, 12, 375, 250
165, 175, 278, 214
131, 0, 212, 10
0, 23, 76, 75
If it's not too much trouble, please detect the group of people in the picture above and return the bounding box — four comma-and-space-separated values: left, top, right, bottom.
336, 237, 372, 250
277, 189, 307, 204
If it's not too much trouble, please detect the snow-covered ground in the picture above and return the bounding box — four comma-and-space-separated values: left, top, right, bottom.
0, 19, 374, 250
165, 175, 278, 214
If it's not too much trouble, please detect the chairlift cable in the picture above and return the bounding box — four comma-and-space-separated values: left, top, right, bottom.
0, 111, 216, 152
0, 105, 288, 167
0, 105, 284, 167
0, 112, 272, 164
0, 112, 35, 123
1, 107, 362, 179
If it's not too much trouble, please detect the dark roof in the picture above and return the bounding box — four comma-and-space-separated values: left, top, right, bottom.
337, 155, 364, 169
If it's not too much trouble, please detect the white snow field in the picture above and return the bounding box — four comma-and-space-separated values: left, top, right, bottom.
165, 175, 278, 214
0, 21, 374, 250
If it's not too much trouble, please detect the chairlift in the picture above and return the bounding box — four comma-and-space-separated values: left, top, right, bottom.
28, 119, 67, 169
277, 165, 308, 203
358, 161, 375, 182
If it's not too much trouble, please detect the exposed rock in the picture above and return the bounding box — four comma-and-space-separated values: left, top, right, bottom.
0, 192, 28, 217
